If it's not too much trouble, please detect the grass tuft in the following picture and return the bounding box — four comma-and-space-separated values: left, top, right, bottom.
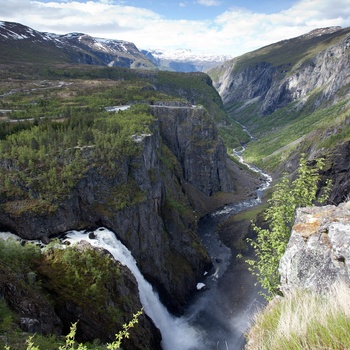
246, 282, 350, 350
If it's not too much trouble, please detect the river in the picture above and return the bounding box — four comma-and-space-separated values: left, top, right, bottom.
181, 150, 272, 349
0, 127, 272, 350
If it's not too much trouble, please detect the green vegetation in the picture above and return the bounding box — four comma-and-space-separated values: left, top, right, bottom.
219, 121, 251, 149
0, 237, 142, 349
39, 242, 119, 305
246, 156, 331, 299
0, 64, 235, 213
0, 104, 154, 212
243, 97, 350, 170
247, 282, 350, 350
4, 311, 143, 350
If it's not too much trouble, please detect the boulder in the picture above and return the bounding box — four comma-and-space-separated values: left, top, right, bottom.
279, 201, 350, 295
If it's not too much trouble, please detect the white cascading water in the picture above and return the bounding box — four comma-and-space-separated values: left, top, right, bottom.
64, 228, 201, 350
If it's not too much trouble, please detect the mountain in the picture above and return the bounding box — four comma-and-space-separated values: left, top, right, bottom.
0, 21, 229, 73
141, 48, 232, 72
208, 26, 350, 203
0, 21, 156, 69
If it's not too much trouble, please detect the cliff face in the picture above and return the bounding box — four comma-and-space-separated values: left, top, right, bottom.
151, 102, 234, 195
279, 201, 350, 295
210, 26, 350, 117
0, 103, 234, 313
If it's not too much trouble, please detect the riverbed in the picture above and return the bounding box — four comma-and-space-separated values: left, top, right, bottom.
181, 155, 271, 350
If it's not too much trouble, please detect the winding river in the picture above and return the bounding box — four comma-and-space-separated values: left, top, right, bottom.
180, 145, 272, 349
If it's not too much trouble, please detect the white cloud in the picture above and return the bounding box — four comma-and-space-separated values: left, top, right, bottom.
195, 0, 221, 6
1, 0, 350, 56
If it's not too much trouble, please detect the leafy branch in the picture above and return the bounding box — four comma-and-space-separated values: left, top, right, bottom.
246, 155, 332, 299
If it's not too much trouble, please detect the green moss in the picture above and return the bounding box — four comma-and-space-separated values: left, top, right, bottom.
2, 199, 58, 216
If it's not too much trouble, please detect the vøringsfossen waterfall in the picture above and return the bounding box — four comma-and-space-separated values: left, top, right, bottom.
64, 228, 202, 350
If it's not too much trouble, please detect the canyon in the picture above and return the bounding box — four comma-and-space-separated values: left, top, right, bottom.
1, 21, 350, 349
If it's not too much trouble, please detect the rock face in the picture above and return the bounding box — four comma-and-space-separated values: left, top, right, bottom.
322, 141, 350, 205
210, 26, 350, 117
151, 102, 234, 195
0, 103, 234, 313
0, 265, 63, 336
279, 201, 350, 295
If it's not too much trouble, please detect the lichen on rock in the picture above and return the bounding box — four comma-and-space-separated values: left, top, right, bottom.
279, 201, 350, 295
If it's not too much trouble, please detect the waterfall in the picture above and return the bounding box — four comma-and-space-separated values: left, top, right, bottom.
64, 228, 201, 350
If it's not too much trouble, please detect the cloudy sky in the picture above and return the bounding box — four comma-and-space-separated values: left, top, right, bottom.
1, 0, 350, 57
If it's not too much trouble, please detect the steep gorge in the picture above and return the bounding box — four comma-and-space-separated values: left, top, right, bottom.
0, 101, 238, 319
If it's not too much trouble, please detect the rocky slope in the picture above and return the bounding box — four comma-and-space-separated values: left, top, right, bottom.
210, 26, 350, 117
0, 21, 156, 69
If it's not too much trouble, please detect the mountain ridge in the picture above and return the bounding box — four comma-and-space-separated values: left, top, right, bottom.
0, 21, 157, 69
0, 20, 229, 72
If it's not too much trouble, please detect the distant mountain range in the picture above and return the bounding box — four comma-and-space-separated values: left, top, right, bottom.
0, 21, 157, 69
0, 21, 226, 72
141, 48, 232, 72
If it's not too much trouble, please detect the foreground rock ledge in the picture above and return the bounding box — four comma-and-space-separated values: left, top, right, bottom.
279, 201, 350, 295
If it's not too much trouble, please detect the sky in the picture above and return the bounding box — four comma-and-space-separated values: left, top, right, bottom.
1, 0, 350, 57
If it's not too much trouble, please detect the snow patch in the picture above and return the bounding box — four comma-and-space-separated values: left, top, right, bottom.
145, 48, 233, 63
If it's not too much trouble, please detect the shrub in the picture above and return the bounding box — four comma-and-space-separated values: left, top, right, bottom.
246, 155, 331, 299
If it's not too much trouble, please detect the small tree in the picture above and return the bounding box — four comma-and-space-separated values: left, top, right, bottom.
247, 155, 331, 299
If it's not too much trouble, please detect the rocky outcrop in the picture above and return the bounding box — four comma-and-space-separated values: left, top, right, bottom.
0, 103, 234, 314
151, 102, 234, 196
279, 201, 350, 295
0, 263, 63, 336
